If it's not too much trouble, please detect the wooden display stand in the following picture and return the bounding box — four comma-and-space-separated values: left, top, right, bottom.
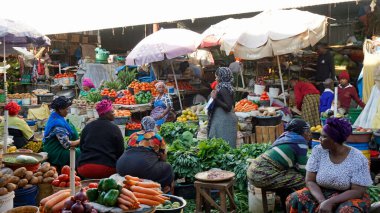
195, 179, 237, 213
255, 123, 284, 144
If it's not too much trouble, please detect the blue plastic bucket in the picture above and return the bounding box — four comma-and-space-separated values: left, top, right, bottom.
26, 120, 37, 126
13, 185, 38, 207
345, 142, 369, 151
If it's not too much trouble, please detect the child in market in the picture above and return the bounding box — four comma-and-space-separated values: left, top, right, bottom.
338, 71, 365, 111
319, 78, 334, 113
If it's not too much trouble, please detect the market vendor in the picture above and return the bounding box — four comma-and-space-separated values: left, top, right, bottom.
207, 67, 237, 147
0, 102, 36, 149
150, 81, 173, 128
79, 78, 96, 98
116, 116, 174, 193
43, 96, 80, 168
247, 118, 311, 208
287, 118, 372, 213
315, 43, 336, 93
338, 71, 365, 112
77, 100, 124, 179
290, 78, 320, 127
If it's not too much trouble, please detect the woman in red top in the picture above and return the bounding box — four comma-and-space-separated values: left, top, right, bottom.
290, 78, 320, 127
338, 71, 365, 112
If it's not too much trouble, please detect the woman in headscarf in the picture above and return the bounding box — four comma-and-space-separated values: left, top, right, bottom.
77, 100, 124, 178
247, 118, 311, 208
150, 81, 173, 128
116, 116, 173, 193
79, 78, 96, 98
0, 102, 40, 150
207, 67, 238, 147
43, 96, 80, 168
287, 118, 372, 213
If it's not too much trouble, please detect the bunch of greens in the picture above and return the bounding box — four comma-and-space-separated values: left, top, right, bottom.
170, 151, 203, 183
368, 185, 380, 203
197, 138, 231, 170
86, 90, 102, 103
159, 122, 198, 144
101, 81, 123, 91
117, 68, 137, 89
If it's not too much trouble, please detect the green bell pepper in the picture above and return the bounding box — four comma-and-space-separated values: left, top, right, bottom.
97, 191, 106, 205
103, 189, 120, 207
98, 178, 106, 192
86, 188, 99, 202
103, 178, 118, 191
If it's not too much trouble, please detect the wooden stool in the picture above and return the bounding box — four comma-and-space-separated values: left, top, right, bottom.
195, 179, 236, 213
256, 187, 276, 213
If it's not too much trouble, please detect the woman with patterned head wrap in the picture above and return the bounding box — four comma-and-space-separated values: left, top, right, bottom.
117, 116, 173, 193
150, 81, 173, 128
77, 100, 124, 178
207, 67, 238, 147
287, 118, 372, 213
247, 118, 311, 208
79, 78, 96, 98
43, 96, 80, 168
0, 102, 36, 149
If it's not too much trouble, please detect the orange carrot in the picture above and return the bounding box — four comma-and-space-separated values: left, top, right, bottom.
118, 203, 130, 211
51, 196, 71, 212
137, 198, 161, 206
133, 192, 165, 204
122, 188, 139, 203
44, 192, 71, 212
127, 180, 161, 188
40, 189, 70, 206
120, 193, 135, 205
158, 195, 170, 200
130, 186, 161, 196
118, 197, 133, 207
125, 175, 140, 181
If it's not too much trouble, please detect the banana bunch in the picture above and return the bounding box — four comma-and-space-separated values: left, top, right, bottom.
23, 141, 43, 153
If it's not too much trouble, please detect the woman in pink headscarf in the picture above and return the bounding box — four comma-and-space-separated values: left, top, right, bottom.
79, 78, 96, 98
77, 100, 124, 178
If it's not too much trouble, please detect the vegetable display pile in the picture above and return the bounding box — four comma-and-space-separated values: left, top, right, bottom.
260, 91, 270, 101
368, 185, 380, 203
159, 122, 198, 144
134, 91, 152, 104
117, 69, 137, 90
86, 90, 102, 103
114, 90, 136, 105
114, 110, 131, 117
235, 99, 258, 112
51, 165, 81, 188
87, 177, 120, 207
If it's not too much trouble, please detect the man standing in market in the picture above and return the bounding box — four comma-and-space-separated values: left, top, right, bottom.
290, 78, 320, 127
315, 43, 336, 93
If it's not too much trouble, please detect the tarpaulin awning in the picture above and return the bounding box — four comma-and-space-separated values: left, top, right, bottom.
1, 0, 361, 35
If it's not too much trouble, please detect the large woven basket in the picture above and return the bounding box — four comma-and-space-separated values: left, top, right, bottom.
6, 206, 39, 213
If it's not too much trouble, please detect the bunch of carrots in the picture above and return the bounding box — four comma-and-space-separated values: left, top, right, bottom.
118, 175, 169, 211
234, 99, 258, 112
39, 189, 72, 213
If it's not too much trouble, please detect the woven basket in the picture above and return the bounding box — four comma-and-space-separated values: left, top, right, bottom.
6, 206, 39, 213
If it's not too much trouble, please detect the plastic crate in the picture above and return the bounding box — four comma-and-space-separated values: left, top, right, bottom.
348, 108, 362, 124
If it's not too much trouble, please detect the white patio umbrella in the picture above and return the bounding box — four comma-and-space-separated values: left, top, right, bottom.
126, 28, 202, 110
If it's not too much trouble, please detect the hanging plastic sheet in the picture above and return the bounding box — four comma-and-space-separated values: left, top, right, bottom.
362, 39, 380, 103
354, 86, 380, 129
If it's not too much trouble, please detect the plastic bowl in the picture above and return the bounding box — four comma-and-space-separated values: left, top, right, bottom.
155, 194, 187, 213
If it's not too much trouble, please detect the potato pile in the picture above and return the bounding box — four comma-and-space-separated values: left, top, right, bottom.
258, 108, 278, 117
32, 89, 50, 95
8, 93, 33, 99
34, 162, 58, 184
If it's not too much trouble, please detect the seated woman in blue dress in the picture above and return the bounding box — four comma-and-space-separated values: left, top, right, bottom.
150, 81, 173, 129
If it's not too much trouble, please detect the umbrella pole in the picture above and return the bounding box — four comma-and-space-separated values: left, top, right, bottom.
170, 61, 183, 110
3, 37, 8, 154
276, 56, 287, 106
70, 148, 76, 196
334, 87, 338, 117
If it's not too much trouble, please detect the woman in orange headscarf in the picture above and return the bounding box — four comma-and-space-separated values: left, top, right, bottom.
1, 102, 36, 148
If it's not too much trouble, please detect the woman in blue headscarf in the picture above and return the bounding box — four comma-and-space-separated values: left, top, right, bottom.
207, 67, 238, 147
43, 96, 80, 168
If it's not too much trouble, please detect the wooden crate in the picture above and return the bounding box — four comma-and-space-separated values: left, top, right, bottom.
255, 123, 284, 144
242, 134, 256, 144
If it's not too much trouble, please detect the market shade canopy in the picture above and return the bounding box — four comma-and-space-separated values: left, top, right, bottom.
230, 9, 328, 60
126, 28, 202, 65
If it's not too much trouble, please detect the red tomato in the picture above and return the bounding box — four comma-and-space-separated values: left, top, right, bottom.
61, 165, 70, 175
51, 180, 60, 187
75, 181, 80, 186
59, 182, 66, 187
66, 182, 70, 187
88, 183, 98, 189
75, 176, 81, 181
58, 174, 69, 182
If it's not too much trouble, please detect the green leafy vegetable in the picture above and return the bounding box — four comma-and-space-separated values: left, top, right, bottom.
86, 90, 102, 103
159, 122, 198, 144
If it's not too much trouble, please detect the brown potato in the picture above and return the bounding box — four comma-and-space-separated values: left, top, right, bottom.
52, 173, 58, 179
13, 167, 27, 178
0, 187, 8, 196
9, 176, 20, 184
17, 179, 28, 188
29, 176, 39, 185
40, 163, 50, 173
25, 171, 33, 181
0, 174, 11, 187
37, 176, 43, 184
23, 184, 33, 189
43, 170, 54, 178
42, 177, 54, 183
5, 183, 17, 192
34, 172, 43, 177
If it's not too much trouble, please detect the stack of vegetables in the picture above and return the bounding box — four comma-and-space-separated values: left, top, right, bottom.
39, 188, 97, 213
177, 108, 198, 122
129, 81, 158, 96
119, 175, 169, 210
114, 90, 136, 105
260, 91, 270, 101
100, 89, 117, 98
33, 162, 58, 185
114, 110, 132, 117
234, 99, 258, 112
51, 165, 81, 188
126, 122, 142, 130
134, 91, 152, 104
86, 178, 120, 207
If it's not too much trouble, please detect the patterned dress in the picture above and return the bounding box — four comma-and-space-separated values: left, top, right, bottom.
286, 145, 372, 213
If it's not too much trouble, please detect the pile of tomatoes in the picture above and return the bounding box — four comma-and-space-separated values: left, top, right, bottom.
101, 88, 117, 98
54, 73, 75, 79
51, 165, 81, 188
129, 81, 158, 96
260, 91, 270, 101
126, 122, 142, 130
